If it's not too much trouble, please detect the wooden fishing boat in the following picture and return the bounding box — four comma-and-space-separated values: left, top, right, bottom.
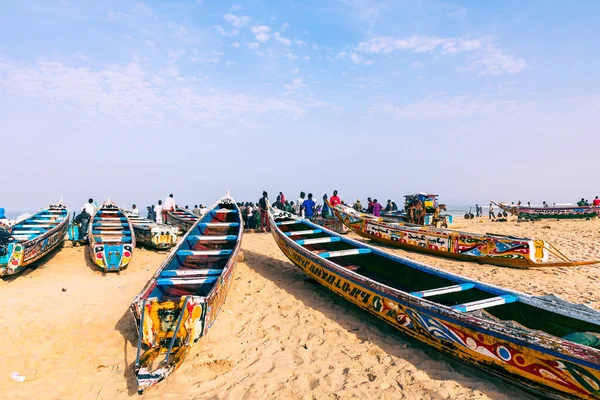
165, 207, 199, 234
494, 202, 600, 220
126, 212, 179, 250
88, 200, 135, 272
331, 203, 599, 268
0, 202, 69, 276
311, 216, 349, 234
268, 207, 600, 399
130, 194, 242, 394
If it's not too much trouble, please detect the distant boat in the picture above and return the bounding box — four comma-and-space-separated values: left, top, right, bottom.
88, 199, 135, 272
0, 202, 69, 276
130, 193, 242, 394
126, 211, 179, 250
268, 206, 600, 399
495, 202, 600, 220
331, 203, 599, 268
165, 206, 199, 233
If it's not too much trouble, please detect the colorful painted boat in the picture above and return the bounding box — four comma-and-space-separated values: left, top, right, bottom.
130, 194, 242, 394
0, 202, 69, 276
126, 212, 179, 250
311, 216, 349, 234
268, 207, 600, 399
495, 202, 600, 220
88, 200, 135, 272
165, 207, 199, 234
331, 203, 598, 268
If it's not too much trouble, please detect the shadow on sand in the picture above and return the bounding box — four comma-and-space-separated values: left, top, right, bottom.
115, 307, 140, 396
243, 249, 537, 400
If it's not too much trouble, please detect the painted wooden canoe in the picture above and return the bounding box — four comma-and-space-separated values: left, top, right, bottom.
88, 200, 135, 272
331, 203, 599, 268
0, 202, 69, 276
165, 207, 199, 234
126, 211, 179, 250
311, 216, 349, 234
495, 202, 600, 220
130, 194, 242, 394
268, 207, 600, 399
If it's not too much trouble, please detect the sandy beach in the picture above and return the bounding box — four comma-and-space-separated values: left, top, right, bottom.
2, 217, 600, 400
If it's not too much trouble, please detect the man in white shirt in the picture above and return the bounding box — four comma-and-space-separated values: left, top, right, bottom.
296, 192, 306, 217
131, 204, 140, 216
155, 200, 164, 224
199, 204, 208, 216
83, 198, 96, 216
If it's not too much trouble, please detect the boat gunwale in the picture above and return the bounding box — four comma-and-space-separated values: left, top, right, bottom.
268, 207, 600, 370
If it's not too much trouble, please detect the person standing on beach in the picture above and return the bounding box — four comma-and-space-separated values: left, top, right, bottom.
489, 202, 496, 220
296, 192, 306, 217
83, 198, 96, 216
258, 191, 270, 232
594, 196, 600, 207
155, 200, 164, 224
163, 194, 175, 222
272, 195, 284, 210
367, 197, 374, 214
302, 193, 316, 220
279, 192, 286, 203
353, 199, 362, 212
330, 190, 341, 207
131, 204, 140, 216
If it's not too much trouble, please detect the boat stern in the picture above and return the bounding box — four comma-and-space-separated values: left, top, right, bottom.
92, 243, 133, 271
150, 227, 179, 249
0, 243, 24, 275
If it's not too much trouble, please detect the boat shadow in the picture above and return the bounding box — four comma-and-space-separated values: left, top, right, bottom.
115, 307, 140, 396
243, 250, 537, 400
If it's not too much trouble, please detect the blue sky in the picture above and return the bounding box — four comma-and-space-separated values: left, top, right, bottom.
2, 0, 599, 212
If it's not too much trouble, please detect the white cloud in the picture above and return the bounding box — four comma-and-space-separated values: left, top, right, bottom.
226, 60, 237, 66
274, 32, 291, 46
411, 61, 424, 69
0, 59, 305, 126
286, 52, 299, 61
337, 51, 373, 65
295, 39, 307, 46
230, 4, 242, 11
368, 94, 528, 120
230, 42, 240, 48
224, 13, 251, 29
291, 68, 300, 75
284, 78, 307, 94
354, 35, 525, 75
247, 42, 260, 50
213, 25, 237, 37
251, 25, 271, 43
281, 22, 290, 31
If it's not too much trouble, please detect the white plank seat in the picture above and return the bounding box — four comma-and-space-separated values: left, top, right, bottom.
295, 237, 341, 245
177, 249, 232, 257
156, 277, 218, 286
276, 220, 303, 226
319, 248, 371, 259
160, 269, 223, 278
451, 294, 519, 312
198, 222, 240, 227
284, 229, 322, 237
410, 283, 476, 298
188, 235, 237, 242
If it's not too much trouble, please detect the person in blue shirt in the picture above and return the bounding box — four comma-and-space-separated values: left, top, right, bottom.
302, 193, 316, 220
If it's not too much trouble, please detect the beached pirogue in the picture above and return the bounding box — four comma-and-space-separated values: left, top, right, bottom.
269, 207, 600, 399
126, 211, 179, 250
88, 200, 135, 272
494, 202, 600, 220
130, 194, 242, 394
165, 206, 199, 234
331, 203, 598, 268
0, 202, 69, 276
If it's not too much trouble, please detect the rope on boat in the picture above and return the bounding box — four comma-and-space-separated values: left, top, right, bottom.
545, 242, 572, 263
134, 299, 146, 371
162, 296, 189, 366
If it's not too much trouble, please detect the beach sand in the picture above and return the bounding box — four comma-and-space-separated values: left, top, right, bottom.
2, 217, 599, 399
